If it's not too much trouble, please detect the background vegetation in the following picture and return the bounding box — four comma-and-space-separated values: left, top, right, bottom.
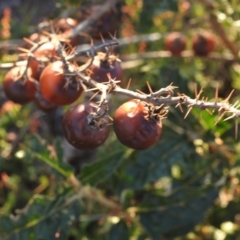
0, 0, 240, 239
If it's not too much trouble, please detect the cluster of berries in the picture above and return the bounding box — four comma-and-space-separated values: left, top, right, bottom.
164, 31, 216, 56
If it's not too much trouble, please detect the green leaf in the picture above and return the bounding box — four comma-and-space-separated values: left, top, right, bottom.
24, 135, 72, 178
0, 191, 81, 240
122, 132, 202, 190
109, 221, 129, 240
80, 145, 133, 186
139, 188, 219, 238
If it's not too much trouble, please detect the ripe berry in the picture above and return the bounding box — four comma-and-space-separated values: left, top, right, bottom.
113, 99, 163, 150
34, 91, 57, 113
24, 33, 47, 49
27, 42, 58, 81
164, 32, 186, 56
88, 52, 123, 84
55, 18, 82, 47
3, 66, 36, 104
62, 102, 110, 149
34, 42, 57, 59
192, 32, 216, 56
55, 18, 78, 33
39, 61, 83, 106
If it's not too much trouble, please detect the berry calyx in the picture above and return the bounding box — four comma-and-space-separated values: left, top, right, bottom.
113, 99, 163, 150
62, 102, 110, 149
87, 52, 123, 85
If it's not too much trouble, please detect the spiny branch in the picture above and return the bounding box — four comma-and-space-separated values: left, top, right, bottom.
1, 36, 240, 130
77, 72, 240, 124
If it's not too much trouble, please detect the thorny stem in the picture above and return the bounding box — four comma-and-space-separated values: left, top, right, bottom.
112, 85, 240, 119
2, 36, 240, 125
68, 0, 118, 39
0, 32, 162, 52
0, 40, 119, 70
47, 38, 240, 125
76, 70, 240, 124
66, 40, 119, 61
0, 48, 235, 71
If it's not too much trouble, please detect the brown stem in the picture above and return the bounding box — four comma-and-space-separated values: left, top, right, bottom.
69, 0, 118, 39
198, 0, 239, 59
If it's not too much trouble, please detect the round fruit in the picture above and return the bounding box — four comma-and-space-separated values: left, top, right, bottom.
88, 52, 123, 84
28, 42, 58, 81
164, 32, 186, 56
34, 42, 57, 59
62, 102, 110, 149
192, 32, 216, 56
39, 61, 83, 105
28, 58, 41, 80
25, 32, 47, 49
34, 91, 57, 113
3, 66, 36, 104
55, 18, 78, 33
113, 99, 162, 150
59, 29, 82, 47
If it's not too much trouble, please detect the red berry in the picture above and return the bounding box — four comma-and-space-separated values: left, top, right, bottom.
62, 102, 110, 149
25, 33, 47, 49
88, 52, 123, 84
56, 18, 82, 47
34, 91, 57, 113
34, 42, 57, 59
55, 18, 78, 33
28, 42, 58, 81
3, 66, 36, 104
39, 61, 83, 106
192, 32, 216, 56
113, 99, 162, 150
165, 32, 186, 56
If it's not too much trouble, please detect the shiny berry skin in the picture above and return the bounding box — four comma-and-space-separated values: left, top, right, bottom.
55, 18, 78, 33
55, 18, 81, 47
28, 58, 41, 80
113, 99, 162, 150
3, 66, 36, 104
25, 33, 47, 49
192, 32, 216, 56
62, 102, 110, 149
28, 42, 58, 81
165, 32, 186, 56
34, 42, 57, 59
39, 61, 83, 106
34, 91, 57, 113
88, 52, 123, 85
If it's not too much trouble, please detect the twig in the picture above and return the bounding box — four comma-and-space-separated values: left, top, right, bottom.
117, 32, 163, 46
0, 47, 236, 71
76, 71, 240, 122
121, 50, 236, 62
0, 32, 163, 52
0, 40, 119, 70
198, 0, 239, 59
69, 0, 117, 39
